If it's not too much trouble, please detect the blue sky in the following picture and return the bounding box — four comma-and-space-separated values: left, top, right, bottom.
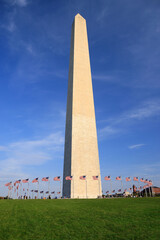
0, 0, 160, 195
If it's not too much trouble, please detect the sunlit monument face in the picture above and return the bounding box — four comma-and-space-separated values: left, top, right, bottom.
62, 14, 102, 198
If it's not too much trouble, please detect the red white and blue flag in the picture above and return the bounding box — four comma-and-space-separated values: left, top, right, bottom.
46, 191, 49, 194
57, 192, 61, 194
104, 176, 111, 180
106, 191, 109, 193
92, 176, 99, 180
34, 190, 38, 193
144, 179, 148, 183
22, 179, 29, 183
124, 188, 127, 192
5, 182, 12, 187
112, 190, 115, 193
116, 176, 121, 180
118, 189, 121, 192
16, 180, 21, 184
32, 178, 38, 183
65, 176, 73, 180
133, 177, 138, 181
80, 175, 86, 180
54, 176, 61, 181
42, 177, 49, 181
40, 191, 44, 193
126, 177, 131, 182
51, 191, 55, 194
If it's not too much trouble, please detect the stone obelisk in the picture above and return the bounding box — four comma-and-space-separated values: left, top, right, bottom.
63, 14, 102, 198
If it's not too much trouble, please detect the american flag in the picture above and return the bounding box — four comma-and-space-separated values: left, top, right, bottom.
92, 176, 99, 180
79, 175, 86, 180
5, 182, 12, 187
34, 190, 38, 193
118, 189, 121, 192
116, 176, 121, 180
133, 177, 138, 181
126, 177, 131, 182
22, 179, 29, 183
104, 176, 111, 180
32, 178, 39, 183
57, 192, 61, 194
42, 177, 49, 181
46, 191, 49, 194
144, 179, 148, 183
106, 191, 109, 193
31, 190, 34, 192
65, 176, 73, 180
53, 176, 61, 181
124, 188, 127, 192
140, 178, 144, 182
40, 191, 44, 193
51, 191, 55, 194
23, 188, 25, 191
16, 179, 21, 184
112, 190, 115, 193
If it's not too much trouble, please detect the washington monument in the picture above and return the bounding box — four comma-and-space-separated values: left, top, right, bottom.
63, 14, 102, 198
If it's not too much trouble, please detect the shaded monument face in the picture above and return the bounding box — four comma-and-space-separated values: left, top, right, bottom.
63, 14, 102, 198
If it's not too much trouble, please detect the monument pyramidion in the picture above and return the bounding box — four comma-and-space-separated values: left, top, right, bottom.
62, 14, 102, 198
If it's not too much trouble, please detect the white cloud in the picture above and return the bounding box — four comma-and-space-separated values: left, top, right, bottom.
93, 74, 114, 82
0, 146, 8, 151
6, 0, 29, 7
5, 21, 16, 32
128, 144, 145, 149
99, 99, 160, 140
127, 100, 160, 120
98, 126, 119, 140
0, 132, 64, 180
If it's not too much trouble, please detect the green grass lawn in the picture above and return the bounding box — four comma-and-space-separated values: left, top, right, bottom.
0, 198, 160, 240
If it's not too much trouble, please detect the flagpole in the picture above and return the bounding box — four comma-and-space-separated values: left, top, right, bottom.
8, 188, 9, 199
48, 177, 50, 198
121, 179, 123, 193
13, 184, 15, 199
149, 186, 151, 197
110, 180, 112, 195
20, 182, 21, 199
38, 180, 39, 199
28, 182, 29, 199
86, 178, 87, 198
60, 179, 61, 196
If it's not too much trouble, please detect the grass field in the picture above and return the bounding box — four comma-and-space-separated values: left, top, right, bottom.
0, 198, 160, 240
